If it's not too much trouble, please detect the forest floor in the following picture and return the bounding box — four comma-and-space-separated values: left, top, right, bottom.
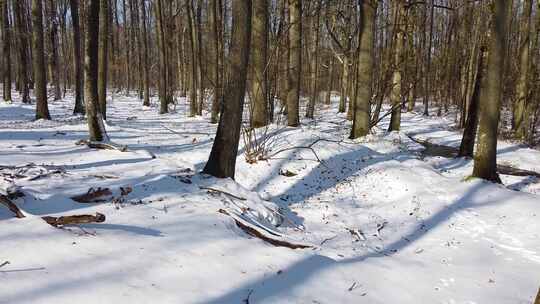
0, 93, 539, 304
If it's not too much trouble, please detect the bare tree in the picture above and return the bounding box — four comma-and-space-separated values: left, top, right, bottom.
286, 0, 301, 127
84, 0, 108, 141
250, 0, 269, 128
1, 0, 12, 102
350, 0, 377, 139
98, 0, 109, 119
203, 0, 252, 178
31, 0, 51, 120
472, 0, 510, 182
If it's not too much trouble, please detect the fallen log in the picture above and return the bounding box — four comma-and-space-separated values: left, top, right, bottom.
75, 139, 127, 152
0, 194, 25, 218
407, 134, 540, 179
42, 213, 106, 227
71, 187, 113, 203
0, 194, 106, 228
218, 209, 311, 250
497, 165, 540, 179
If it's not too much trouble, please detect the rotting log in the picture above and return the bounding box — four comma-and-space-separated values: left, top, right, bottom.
71, 187, 113, 203
42, 213, 106, 227
0, 194, 106, 228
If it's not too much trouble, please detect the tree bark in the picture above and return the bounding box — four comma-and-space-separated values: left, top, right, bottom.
351, 1, 377, 139
458, 44, 486, 158
45, 0, 61, 101
84, 0, 108, 141
70, 0, 84, 114
32, 0, 51, 120
203, 0, 251, 179
1, 0, 12, 102
513, 0, 533, 140
250, 0, 269, 127
286, 0, 301, 127
13, 0, 30, 104
140, 0, 150, 106
388, 1, 405, 132
472, 0, 509, 183
98, 0, 109, 119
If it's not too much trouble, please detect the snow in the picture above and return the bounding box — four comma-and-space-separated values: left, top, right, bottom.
0, 94, 539, 304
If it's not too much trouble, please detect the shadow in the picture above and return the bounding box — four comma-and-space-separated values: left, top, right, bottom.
202, 181, 513, 304
79, 223, 164, 237
506, 176, 539, 192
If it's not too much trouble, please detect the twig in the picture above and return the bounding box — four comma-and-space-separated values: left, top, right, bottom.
320, 235, 338, 246
199, 186, 247, 201
0, 261, 9, 268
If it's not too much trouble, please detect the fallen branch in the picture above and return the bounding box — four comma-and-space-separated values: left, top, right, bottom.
163, 125, 212, 136
200, 186, 247, 201
75, 139, 127, 152
0, 194, 106, 228
408, 135, 540, 178
218, 209, 311, 249
0, 261, 9, 268
497, 165, 540, 178
71, 187, 113, 203
0, 194, 25, 218
42, 213, 106, 227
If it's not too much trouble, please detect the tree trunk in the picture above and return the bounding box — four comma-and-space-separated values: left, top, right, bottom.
70, 0, 84, 114
13, 0, 30, 104
98, 0, 109, 119
306, 1, 320, 119
84, 0, 108, 141
388, 1, 405, 132
46, 0, 61, 101
140, 0, 150, 106
1, 0, 12, 102
339, 59, 348, 113
513, 0, 533, 140
210, 0, 223, 123
351, 1, 377, 139
155, 0, 168, 114
203, 0, 251, 179
250, 0, 269, 127
472, 0, 510, 183
458, 44, 486, 157
286, 0, 301, 127
186, 0, 198, 117
32, 0, 51, 120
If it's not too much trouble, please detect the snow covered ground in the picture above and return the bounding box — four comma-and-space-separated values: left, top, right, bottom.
1, 94, 539, 304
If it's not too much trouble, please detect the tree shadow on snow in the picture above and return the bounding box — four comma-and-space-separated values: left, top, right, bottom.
202, 181, 514, 303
